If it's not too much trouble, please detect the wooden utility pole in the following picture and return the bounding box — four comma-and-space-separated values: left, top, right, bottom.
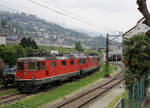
105, 33, 109, 77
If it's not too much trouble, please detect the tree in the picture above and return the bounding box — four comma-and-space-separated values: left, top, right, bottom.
25, 47, 35, 57
20, 37, 28, 48
75, 41, 83, 52
20, 37, 38, 49
137, 0, 150, 36
123, 33, 150, 89
0, 45, 26, 67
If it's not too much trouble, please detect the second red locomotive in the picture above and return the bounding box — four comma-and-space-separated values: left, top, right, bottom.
16, 54, 100, 92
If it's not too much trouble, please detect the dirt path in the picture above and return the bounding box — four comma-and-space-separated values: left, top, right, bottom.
86, 81, 124, 108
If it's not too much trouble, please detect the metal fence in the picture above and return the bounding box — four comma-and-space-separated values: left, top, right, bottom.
114, 76, 147, 108
113, 98, 124, 108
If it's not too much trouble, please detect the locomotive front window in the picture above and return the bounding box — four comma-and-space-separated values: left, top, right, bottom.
17, 62, 24, 70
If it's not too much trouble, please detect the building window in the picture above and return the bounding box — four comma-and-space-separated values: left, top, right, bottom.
70, 60, 74, 65
62, 61, 66, 66
51, 61, 56, 68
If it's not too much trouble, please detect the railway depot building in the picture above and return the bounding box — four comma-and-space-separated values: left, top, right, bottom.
123, 17, 150, 38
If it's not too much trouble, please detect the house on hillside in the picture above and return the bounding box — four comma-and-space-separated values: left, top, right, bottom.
6, 35, 19, 44
123, 17, 150, 38
0, 34, 6, 45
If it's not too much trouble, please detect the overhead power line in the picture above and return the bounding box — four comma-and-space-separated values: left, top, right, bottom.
39, 0, 96, 24
28, 0, 93, 25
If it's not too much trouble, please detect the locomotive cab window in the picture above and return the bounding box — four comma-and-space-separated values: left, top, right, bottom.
37, 62, 41, 70
27, 62, 36, 70
79, 59, 85, 64
90, 58, 92, 62
62, 60, 66, 66
17, 62, 24, 70
51, 61, 56, 68
88, 58, 90, 63
70, 60, 74, 65
42, 62, 45, 70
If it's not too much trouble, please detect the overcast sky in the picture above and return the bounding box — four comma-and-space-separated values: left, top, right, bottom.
0, 0, 149, 35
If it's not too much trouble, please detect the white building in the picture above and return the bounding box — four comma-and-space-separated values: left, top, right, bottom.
123, 17, 150, 38
0, 34, 6, 45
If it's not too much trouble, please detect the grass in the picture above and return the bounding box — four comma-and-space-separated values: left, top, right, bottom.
0, 89, 19, 97
2, 63, 115, 108
104, 91, 127, 108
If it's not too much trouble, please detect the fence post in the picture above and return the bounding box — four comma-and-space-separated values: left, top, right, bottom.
121, 98, 124, 108
142, 76, 144, 101
143, 76, 145, 100
137, 82, 140, 108
140, 77, 143, 105
127, 93, 130, 108
132, 85, 135, 108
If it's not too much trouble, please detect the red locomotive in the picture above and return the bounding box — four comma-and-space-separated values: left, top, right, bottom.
16, 54, 100, 92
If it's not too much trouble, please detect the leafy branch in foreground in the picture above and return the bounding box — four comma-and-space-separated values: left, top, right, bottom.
123, 33, 150, 89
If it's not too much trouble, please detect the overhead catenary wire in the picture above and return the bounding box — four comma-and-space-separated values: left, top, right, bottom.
40, 0, 121, 32
28, 0, 93, 25
39, 0, 96, 24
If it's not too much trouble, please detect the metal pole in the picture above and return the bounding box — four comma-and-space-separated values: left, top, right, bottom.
133, 85, 135, 108
105, 33, 109, 77
115, 44, 117, 70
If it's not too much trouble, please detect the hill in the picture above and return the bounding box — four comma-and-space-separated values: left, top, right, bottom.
0, 11, 120, 49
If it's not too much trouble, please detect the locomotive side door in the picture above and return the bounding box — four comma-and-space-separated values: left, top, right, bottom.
49, 60, 57, 76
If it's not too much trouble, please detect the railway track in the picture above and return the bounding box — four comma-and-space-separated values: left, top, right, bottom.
0, 85, 15, 92
0, 87, 8, 92
54, 72, 123, 108
0, 93, 29, 105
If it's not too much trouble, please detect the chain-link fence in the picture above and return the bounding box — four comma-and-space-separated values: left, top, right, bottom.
114, 76, 147, 108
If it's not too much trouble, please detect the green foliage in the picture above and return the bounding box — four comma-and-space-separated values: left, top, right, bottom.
25, 47, 35, 57
0, 45, 26, 67
75, 41, 83, 52
123, 33, 150, 89
20, 37, 38, 49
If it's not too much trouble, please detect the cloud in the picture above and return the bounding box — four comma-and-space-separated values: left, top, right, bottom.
0, 0, 144, 33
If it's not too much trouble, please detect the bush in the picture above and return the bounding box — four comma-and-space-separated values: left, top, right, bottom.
123, 33, 150, 89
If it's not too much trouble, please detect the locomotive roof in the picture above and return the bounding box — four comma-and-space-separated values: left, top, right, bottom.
18, 57, 47, 61
17, 55, 98, 61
